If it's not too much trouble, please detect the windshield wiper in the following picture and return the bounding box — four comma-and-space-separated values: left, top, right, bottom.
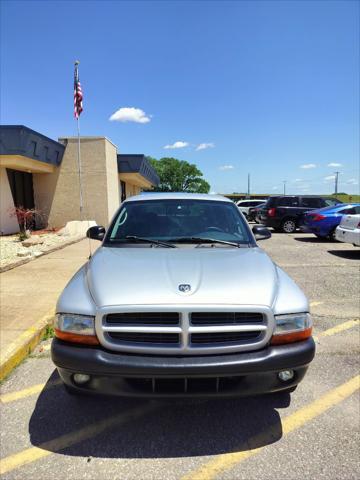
167, 237, 241, 247
124, 236, 176, 248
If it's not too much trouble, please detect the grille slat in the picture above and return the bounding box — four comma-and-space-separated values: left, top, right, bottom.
108, 332, 179, 344
191, 331, 261, 344
106, 312, 180, 326
190, 312, 264, 326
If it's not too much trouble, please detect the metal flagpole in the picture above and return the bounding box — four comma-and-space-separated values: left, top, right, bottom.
76, 115, 83, 221
74, 60, 83, 221
74, 60, 91, 256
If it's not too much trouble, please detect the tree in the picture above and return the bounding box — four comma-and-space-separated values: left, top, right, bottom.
148, 157, 210, 193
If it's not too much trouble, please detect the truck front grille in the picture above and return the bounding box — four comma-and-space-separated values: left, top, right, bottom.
190, 331, 261, 344
98, 308, 272, 355
190, 312, 264, 326
106, 312, 180, 326
108, 332, 180, 344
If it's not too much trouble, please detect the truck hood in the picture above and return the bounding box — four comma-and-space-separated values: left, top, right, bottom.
86, 246, 278, 307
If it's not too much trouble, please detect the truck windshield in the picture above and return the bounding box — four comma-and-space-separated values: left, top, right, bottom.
105, 199, 253, 246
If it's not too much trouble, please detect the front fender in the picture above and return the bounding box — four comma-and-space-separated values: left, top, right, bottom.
56, 265, 97, 315
273, 266, 309, 315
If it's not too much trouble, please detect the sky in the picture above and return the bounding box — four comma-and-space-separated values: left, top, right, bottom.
1, 0, 359, 195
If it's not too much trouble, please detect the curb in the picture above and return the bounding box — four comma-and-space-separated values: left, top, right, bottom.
0, 311, 55, 382
0, 236, 85, 273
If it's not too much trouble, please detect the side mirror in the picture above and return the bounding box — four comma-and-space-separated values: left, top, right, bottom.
252, 225, 271, 241
86, 226, 106, 241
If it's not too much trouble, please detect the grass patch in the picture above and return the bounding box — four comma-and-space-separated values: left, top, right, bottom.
42, 324, 54, 341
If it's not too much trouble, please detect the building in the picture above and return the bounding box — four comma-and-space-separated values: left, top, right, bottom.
0, 125, 159, 234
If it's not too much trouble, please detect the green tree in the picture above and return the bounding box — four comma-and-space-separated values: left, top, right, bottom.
147, 157, 210, 193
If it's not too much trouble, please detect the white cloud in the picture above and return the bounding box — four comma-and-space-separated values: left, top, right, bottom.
219, 165, 234, 170
324, 175, 336, 181
346, 178, 359, 185
163, 141, 189, 149
300, 163, 317, 169
327, 162, 342, 167
196, 142, 215, 151
109, 107, 151, 123
272, 186, 279, 190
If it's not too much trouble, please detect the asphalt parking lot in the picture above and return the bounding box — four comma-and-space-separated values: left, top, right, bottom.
0, 232, 359, 480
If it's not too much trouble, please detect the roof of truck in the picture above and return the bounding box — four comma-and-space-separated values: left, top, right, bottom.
124, 192, 232, 203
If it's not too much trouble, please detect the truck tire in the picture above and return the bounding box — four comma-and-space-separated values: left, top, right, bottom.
281, 218, 297, 234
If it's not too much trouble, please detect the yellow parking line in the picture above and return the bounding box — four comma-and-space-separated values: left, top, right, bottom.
182, 374, 360, 480
0, 379, 61, 404
0, 403, 157, 475
320, 319, 359, 337
310, 301, 324, 307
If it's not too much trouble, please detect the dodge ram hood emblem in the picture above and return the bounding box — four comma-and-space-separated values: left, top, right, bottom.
178, 284, 191, 293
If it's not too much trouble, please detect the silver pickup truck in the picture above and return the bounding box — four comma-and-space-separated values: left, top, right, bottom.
51, 193, 315, 397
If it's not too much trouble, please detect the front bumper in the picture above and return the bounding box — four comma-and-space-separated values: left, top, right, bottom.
52, 337, 315, 397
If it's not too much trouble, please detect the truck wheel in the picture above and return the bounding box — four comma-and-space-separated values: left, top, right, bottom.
281, 219, 297, 234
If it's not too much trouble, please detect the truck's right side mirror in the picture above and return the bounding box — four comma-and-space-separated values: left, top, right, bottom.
252, 225, 271, 241
86, 226, 106, 241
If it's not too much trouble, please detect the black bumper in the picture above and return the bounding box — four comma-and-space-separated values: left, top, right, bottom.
51, 338, 315, 397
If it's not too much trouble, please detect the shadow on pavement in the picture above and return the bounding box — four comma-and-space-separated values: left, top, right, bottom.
328, 249, 360, 260
29, 370, 289, 459
293, 236, 331, 243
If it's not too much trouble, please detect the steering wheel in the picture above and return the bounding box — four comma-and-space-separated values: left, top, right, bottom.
206, 226, 223, 232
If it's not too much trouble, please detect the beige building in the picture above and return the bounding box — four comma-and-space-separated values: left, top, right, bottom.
0, 125, 159, 234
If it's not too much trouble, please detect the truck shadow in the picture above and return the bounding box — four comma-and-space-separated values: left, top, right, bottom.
28, 370, 289, 459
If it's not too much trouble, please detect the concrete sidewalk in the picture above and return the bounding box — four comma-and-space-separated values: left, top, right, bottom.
0, 239, 98, 380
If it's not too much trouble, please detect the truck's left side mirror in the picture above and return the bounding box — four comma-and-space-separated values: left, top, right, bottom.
86, 226, 106, 241
252, 225, 271, 241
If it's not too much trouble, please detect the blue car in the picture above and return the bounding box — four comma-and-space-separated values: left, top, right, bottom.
300, 203, 360, 240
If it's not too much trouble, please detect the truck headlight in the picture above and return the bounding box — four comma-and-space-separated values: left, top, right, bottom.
54, 314, 99, 345
271, 313, 312, 345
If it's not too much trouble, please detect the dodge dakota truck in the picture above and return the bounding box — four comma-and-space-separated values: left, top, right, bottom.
51, 193, 315, 397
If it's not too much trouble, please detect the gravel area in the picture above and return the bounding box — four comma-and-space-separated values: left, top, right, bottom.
0, 232, 83, 269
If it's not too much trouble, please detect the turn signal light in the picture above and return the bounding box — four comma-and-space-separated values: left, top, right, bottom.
54, 329, 100, 345
271, 327, 312, 345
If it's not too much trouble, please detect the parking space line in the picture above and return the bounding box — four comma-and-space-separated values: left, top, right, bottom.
310, 301, 324, 307
0, 379, 62, 404
182, 375, 360, 480
0, 403, 157, 475
320, 319, 359, 337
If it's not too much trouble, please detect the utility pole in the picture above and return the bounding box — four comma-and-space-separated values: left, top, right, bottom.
334, 171, 339, 195
283, 180, 287, 195
247, 173, 250, 198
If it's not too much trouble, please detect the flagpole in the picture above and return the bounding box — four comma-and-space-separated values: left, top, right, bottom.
74, 60, 83, 221
76, 115, 83, 221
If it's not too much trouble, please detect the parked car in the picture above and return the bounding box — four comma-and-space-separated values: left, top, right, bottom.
248, 203, 266, 223
335, 212, 360, 246
236, 199, 267, 218
52, 193, 315, 398
300, 204, 360, 240
260, 195, 342, 233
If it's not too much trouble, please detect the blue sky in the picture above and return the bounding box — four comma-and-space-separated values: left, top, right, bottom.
1, 0, 359, 195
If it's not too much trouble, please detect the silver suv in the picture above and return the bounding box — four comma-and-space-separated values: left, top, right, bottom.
52, 193, 315, 397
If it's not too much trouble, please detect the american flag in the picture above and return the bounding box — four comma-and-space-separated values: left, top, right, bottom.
74, 62, 83, 119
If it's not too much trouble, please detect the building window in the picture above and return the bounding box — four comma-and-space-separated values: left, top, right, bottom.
121, 181, 126, 202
